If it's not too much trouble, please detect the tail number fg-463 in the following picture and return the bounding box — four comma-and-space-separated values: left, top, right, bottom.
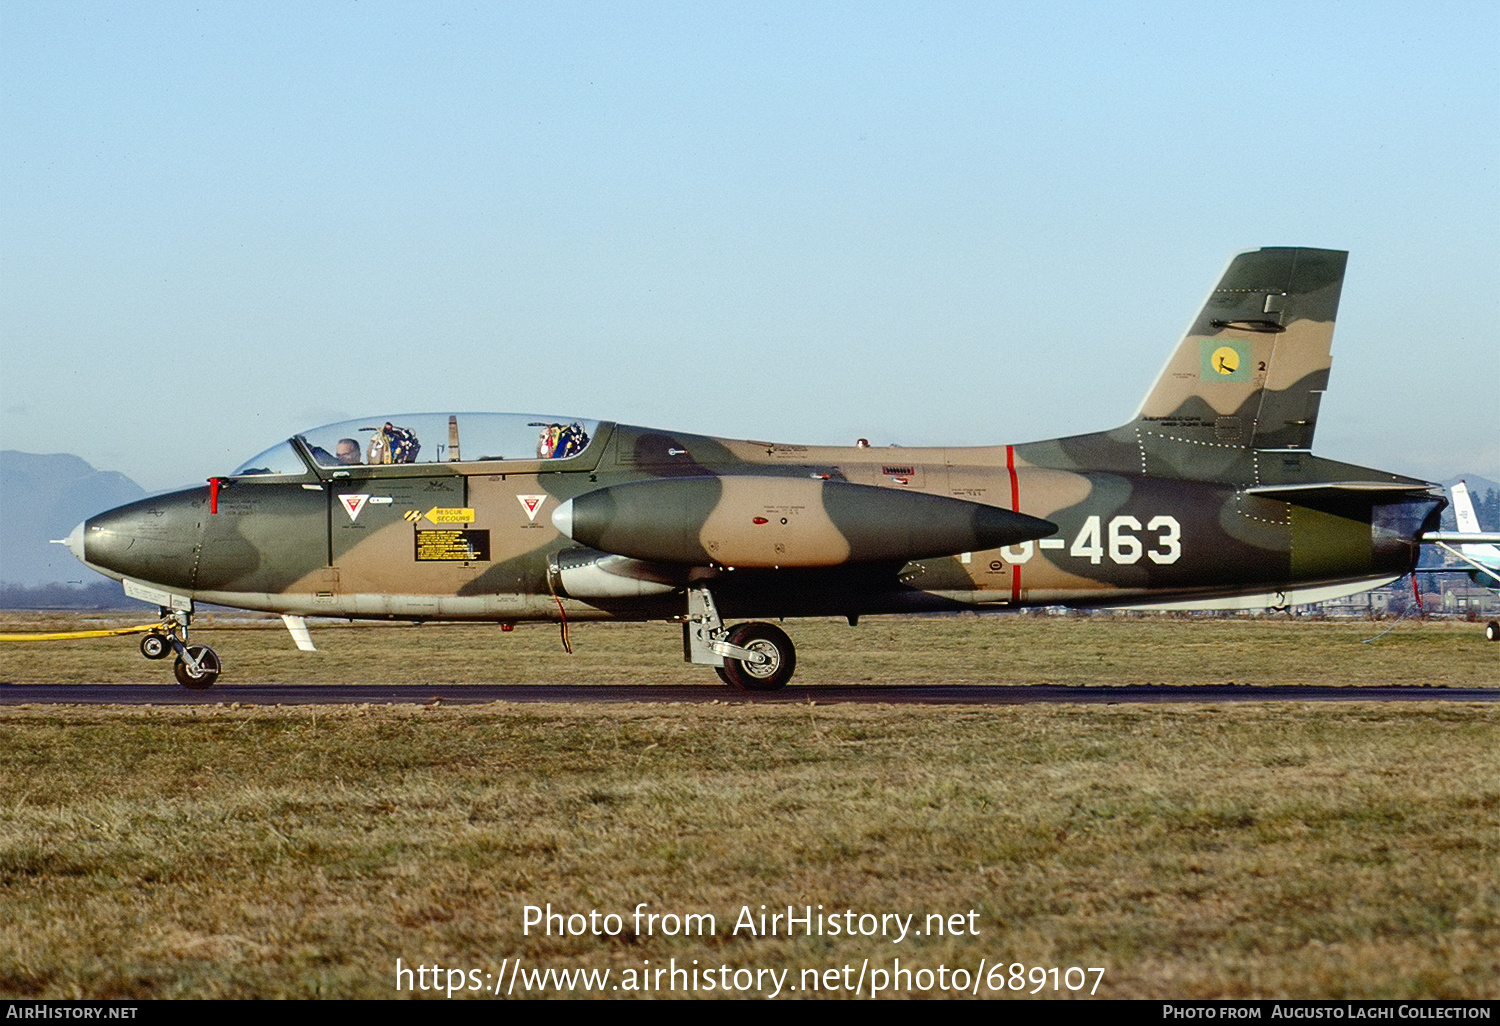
998, 515, 1182, 566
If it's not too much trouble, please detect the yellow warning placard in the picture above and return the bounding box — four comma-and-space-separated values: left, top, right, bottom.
415, 529, 490, 561
424, 507, 476, 524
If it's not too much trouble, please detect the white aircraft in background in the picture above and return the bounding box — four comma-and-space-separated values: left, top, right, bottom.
1423, 480, 1500, 640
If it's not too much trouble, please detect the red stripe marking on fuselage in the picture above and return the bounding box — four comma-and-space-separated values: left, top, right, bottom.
1006, 445, 1021, 604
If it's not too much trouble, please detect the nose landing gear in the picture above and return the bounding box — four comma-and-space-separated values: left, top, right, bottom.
139, 632, 171, 660
141, 612, 221, 689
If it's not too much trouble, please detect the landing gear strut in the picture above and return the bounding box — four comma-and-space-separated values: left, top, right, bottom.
682, 585, 797, 691
142, 609, 221, 689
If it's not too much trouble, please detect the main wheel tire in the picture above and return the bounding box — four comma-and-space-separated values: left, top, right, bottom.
173, 644, 221, 689
1487, 621, 1499, 642
719, 623, 795, 691
139, 633, 170, 660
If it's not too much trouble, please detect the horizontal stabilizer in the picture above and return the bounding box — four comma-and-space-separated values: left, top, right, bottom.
1244, 482, 1439, 506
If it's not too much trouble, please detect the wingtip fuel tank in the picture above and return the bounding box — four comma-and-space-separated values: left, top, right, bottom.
552, 476, 1057, 568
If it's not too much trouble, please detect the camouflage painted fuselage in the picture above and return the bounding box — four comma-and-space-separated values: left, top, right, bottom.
76, 248, 1444, 631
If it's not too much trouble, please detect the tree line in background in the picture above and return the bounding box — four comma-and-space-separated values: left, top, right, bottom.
1467, 487, 1500, 533
0, 581, 137, 610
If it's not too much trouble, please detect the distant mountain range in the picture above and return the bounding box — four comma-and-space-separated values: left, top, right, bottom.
0, 451, 145, 604
0, 451, 1495, 607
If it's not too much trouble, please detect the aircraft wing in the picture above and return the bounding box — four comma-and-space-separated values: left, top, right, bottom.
1422, 531, 1500, 545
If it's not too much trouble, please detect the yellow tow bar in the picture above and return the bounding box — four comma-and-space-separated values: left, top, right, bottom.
0, 623, 169, 642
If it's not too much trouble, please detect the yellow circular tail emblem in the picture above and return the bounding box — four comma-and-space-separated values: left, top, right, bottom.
1211, 347, 1241, 375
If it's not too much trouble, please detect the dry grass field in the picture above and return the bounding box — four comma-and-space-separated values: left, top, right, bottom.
1, 610, 1497, 687
0, 613, 1496, 999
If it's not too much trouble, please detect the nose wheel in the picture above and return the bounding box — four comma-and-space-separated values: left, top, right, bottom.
139, 632, 171, 659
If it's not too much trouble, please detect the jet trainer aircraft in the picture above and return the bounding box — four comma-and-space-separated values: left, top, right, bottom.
67, 247, 1463, 688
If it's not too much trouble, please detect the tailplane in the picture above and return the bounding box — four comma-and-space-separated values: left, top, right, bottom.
1132, 247, 1347, 452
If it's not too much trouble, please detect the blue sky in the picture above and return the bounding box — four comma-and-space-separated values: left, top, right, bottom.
2, 1, 1496, 491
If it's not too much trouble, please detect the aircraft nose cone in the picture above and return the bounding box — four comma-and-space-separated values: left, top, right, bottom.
77, 488, 206, 589
63, 521, 85, 562
552, 499, 575, 538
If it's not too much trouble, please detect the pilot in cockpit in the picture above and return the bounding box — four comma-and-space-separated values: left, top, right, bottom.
334, 438, 362, 465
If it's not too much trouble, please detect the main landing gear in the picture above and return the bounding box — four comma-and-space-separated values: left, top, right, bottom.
683, 585, 797, 691
140, 611, 221, 689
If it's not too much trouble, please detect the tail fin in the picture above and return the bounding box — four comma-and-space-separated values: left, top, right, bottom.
1133, 247, 1347, 452
1451, 481, 1500, 565
1452, 480, 1485, 535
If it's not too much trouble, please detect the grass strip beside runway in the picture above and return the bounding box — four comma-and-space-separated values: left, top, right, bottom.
0, 699, 1496, 999
1, 613, 1496, 688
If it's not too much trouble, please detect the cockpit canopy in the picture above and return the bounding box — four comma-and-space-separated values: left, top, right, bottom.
232, 413, 601, 477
